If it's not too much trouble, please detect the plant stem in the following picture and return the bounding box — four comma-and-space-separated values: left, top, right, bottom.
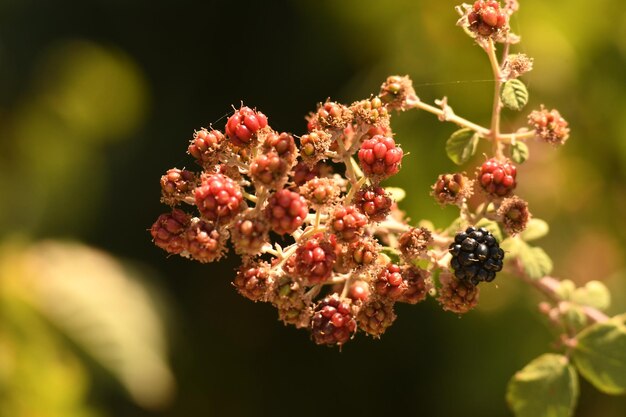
514, 261, 610, 324
485, 38, 504, 159
405, 96, 490, 136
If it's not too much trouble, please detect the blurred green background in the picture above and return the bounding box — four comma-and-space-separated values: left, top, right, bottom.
1, 0, 626, 416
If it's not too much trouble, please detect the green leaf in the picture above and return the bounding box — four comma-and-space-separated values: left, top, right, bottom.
384, 186, 406, 202
507, 353, 579, 417
475, 218, 503, 241
562, 304, 588, 332
445, 216, 465, 235
572, 281, 611, 311
573, 314, 626, 394
520, 218, 550, 242
555, 279, 577, 300
18, 241, 175, 409
501, 79, 529, 111
445, 128, 479, 165
517, 241, 553, 280
510, 141, 530, 164
380, 246, 402, 264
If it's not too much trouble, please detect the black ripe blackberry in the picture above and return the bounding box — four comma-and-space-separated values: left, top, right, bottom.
449, 226, 504, 285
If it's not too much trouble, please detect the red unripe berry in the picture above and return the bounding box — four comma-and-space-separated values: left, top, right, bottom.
374, 263, 408, 300
294, 233, 337, 285
194, 173, 245, 223
150, 209, 191, 255
478, 158, 517, 197
233, 262, 273, 302
311, 294, 357, 347
188, 128, 224, 165
358, 135, 403, 180
330, 205, 368, 242
231, 209, 270, 256
160, 168, 197, 206
467, 1, 507, 37
184, 218, 229, 263
225, 106, 268, 147
265, 189, 309, 234
354, 185, 392, 221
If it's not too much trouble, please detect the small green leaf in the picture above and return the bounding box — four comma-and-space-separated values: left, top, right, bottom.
510, 141, 530, 164
517, 241, 553, 279
507, 353, 579, 417
572, 281, 611, 311
555, 279, 576, 300
520, 218, 550, 242
380, 246, 402, 264
501, 79, 529, 111
445, 128, 479, 165
573, 314, 626, 394
475, 218, 503, 241
445, 216, 465, 235
384, 187, 406, 202
562, 304, 588, 332
500, 236, 521, 255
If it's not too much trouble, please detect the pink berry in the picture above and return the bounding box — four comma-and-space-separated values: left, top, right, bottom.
357, 135, 403, 180
294, 233, 337, 285
265, 189, 308, 234
150, 209, 191, 255
478, 158, 517, 197
311, 294, 357, 347
225, 106, 268, 147
194, 173, 245, 223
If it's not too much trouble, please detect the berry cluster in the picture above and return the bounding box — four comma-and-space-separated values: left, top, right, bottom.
150, 1, 569, 348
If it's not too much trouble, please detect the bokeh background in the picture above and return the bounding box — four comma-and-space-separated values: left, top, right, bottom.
1, 0, 626, 416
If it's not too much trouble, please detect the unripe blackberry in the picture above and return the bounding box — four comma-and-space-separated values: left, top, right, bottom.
467, 1, 508, 37
354, 185, 392, 222
431, 173, 473, 206
250, 150, 290, 190
351, 96, 390, 128
497, 196, 530, 236
184, 218, 229, 263
398, 267, 430, 304
268, 278, 309, 327
265, 189, 309, 234
263, 131, 297, 157
188, 128, 224, 166
294, 233, 337, 285
437, 272, 480, 314
233, 261, 273, 302
150, 209, 191, 255
307, 101, 353, 131
398, 227, 432, 263
348, 279, 371, 302
528, 105, 570, 145
194, 173, 245, 223
160, 168, 198, 206
379, 75, 417, 111
330, 205, 368, 242
358, 135, 403, 181
311, 294, 357, 347
374, 263, 408, 301
449, 226, 504, 285
230, 209, 270, 256
300, 130, 332, 166
357, 299, 396, 338
291, 161, 320, 187
300, 177, 341, 209
337, 237, 380, 272
225, 106, 268, 147
478, 158, 517, 197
